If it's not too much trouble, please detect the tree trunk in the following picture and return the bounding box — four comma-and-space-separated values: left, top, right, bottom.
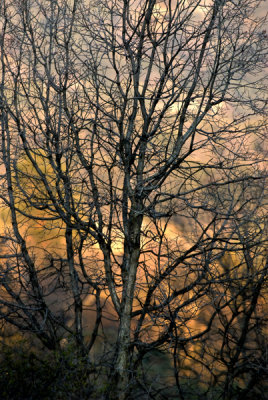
109, 210, 142, 400
112, 303, 133, 399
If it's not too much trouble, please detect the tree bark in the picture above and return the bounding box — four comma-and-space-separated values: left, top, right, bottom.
109, 208, 142, 400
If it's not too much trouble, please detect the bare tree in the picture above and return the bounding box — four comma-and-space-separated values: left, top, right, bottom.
171, 207, 268, 399
0, 0, 267, 398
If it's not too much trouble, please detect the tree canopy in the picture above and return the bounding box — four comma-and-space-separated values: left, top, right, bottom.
0, 0, 267, 398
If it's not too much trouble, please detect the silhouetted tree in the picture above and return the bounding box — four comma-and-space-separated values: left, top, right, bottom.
0, 0, 267, 398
